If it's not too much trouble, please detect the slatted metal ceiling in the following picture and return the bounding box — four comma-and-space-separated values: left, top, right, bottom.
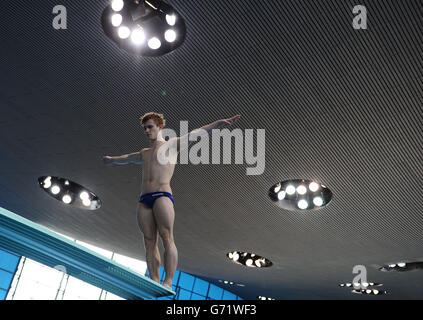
0, 0, 422, 299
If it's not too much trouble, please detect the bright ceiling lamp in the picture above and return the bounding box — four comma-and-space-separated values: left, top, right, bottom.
111, 13, 123, 27
269, 179, 333, 211
257, 296, 276, 300
118, 26, 131, 39
164, 29, 176, 42
101, 0, 186, 57
165, 13, 176, 26
379, 261, 423, 272
111, 0, 124, 11
148, 37, 161, 49
38, 176, 101, 210
131, 27, 145, 44
339, 282, 383, 289
351, 289, 388, 295
226, 251, 273, 268
218, 279, 245, 287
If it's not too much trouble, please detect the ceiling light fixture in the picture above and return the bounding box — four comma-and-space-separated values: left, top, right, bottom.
257, 296, 276, 300
269, 179, 333, 211
218, 279, 245, 287
101, 0, 186, 57
380, 261, 423, 272
38, 176, 101, 210
339, 282, 383, 289
226, 251, 273, 268
352, 289, 388, 295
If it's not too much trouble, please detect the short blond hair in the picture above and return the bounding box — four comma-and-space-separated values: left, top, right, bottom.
140, 112, 166, 128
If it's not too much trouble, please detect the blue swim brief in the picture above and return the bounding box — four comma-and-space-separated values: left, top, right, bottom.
139, 192, 175, 209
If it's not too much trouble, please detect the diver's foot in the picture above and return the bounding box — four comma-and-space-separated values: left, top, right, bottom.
163, 283, 172, 290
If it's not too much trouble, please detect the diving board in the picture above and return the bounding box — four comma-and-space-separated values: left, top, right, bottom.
0, 207, 175, 300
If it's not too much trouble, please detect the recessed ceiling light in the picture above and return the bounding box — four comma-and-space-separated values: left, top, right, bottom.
166, 13, 176, 26
351, 289, 388, 295
269, 179, 333, 211
340, 282, 383, 289
62, 194, 72, 204
257, 296, 275, 300
38, 176, 101, 210
118, 26, 131, 39
380, 261, 422, 272
101, 1, 187, 57
51, 185, 60, 195
111, 13, 122, 27
309, 182, 319, 192
218, 279, 245, 287
111, 0, 124, 12
277, 191, 286, 200
313, 196, 324, 206
131, 27, 145, 44
296, 185, 307, 195
164, 29, 177, 42
227, 251, 272, 268
285, 185, 296, 195
297, 199, 308, 210
42, 176, 52, 189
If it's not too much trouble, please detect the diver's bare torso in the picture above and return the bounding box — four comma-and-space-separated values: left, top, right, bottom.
140, 141, 176, 195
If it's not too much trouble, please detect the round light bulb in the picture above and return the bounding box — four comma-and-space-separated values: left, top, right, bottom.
255, 260, 261, 267
313, 196, 324, 206
166, 14, 176, 26
277, 191, 286, 200
131, 28, 145, 44
164, 29, 176, 42
309, 182, 319, 192
111, 13, 122, 27
246, 259, 253, 266
233, 253, 239, 261
118, 26, 130, 39
43, 177, 52, 189
111, 0, 124, 12
148, 37, 161, 49
274, 185, 281, 193
228, 252, 233, 259
297, 199, 308, 210
79, 191, 89, 200
286, 185, 296, 195
397, 262, 406, 267
82, 198, 91, 207
366, 289, 372, 294
373, 290, 379, 295
62, 195, 72, 204
388, 264, 396, 268
51, 185, 60, 195
362, 282, 369, 287
296, 185, 307, 195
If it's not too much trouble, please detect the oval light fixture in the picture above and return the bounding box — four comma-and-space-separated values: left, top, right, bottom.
379, 261, 423, 272
351, 289, 388, 296
218, 279, 245, 287
38, 176, 101, 210
257, 296, 276, 300
269, 179, 333, 211
226, 251, 273, 268
101, 0, 186, 57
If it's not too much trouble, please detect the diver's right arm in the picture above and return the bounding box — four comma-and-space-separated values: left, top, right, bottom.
102, 151, 143, 166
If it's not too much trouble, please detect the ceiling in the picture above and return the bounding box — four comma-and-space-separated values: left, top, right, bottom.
1, 0, 423, 299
